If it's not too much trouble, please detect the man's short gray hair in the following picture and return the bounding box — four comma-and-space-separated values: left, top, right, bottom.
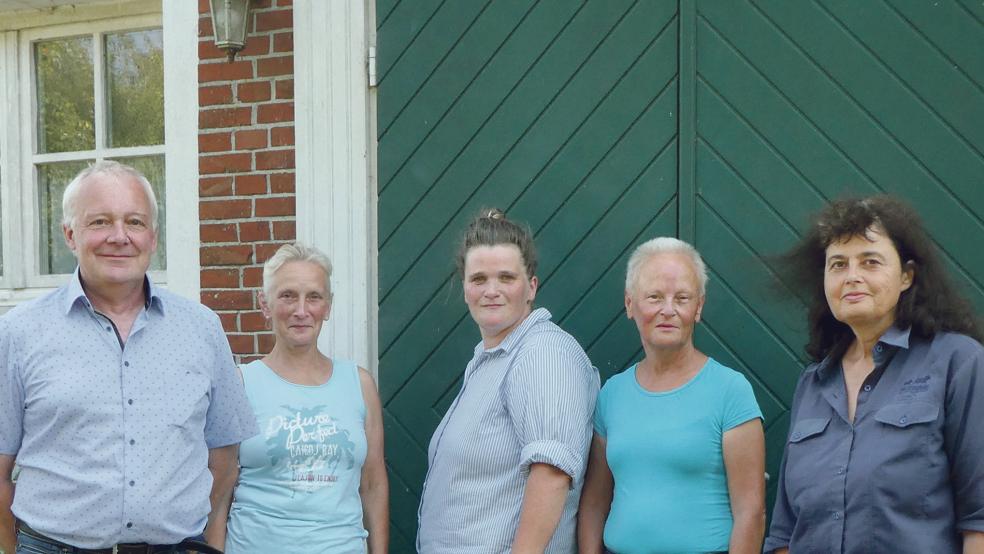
262, 243, 333, 297
62, 160, 159, 230
625, 237, 708, 296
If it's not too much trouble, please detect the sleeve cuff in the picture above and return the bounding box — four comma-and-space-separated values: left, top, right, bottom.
762, 536, 790, 553
519, 439, 583, 487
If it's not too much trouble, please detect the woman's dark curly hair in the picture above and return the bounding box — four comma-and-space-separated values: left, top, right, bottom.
785, 195, 981, 361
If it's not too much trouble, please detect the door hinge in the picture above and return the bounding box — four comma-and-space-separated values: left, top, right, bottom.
368, 45, 378, 88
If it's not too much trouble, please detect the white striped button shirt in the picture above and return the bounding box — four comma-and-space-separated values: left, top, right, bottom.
417, 308, 600, 553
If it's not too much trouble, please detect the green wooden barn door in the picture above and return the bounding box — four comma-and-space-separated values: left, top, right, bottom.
375, 0, 680, 548
377, 0, 984, 550
690, 0, 984, 507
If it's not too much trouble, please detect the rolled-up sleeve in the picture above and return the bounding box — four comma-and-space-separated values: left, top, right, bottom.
504, 336, 598, 484
944, 338, 984, 533
202, 312, 258, 448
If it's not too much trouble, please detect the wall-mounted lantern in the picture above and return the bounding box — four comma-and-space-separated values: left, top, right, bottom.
209, 0, 251, 62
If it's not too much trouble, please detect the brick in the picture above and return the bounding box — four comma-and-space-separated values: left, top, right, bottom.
199, 60, 253, 83
258, 102, 293, 123
199, 132, 232, 153
277, 0, 293, 7
255, 242, 287, 263
201, 245, 254, 266
235, 174, 268, 195
239, 221, 271, 242
201, 290, 254, 310
201, 268, 240, 288
273, 32, 293, 52
239, 35, 271, 58
218, 312, 238, 333
270, 172, 295, 193
257, 55, 293, 77
199, 84, 233, 106
275, 79, 293, 99
199, 176, 233, 197
198, 17, 214, 38
200, 198, 252, 220
255, 196, 294, 217
240, 311, 269, 332
198, 0, 210, 15
200, 223, 237, 243
252, 0, 274, 9
257, 333, 276, 353
272, 220, 295, 240
237, 81, 271, 103
226, 334, 255, 355
256, 150, 294, 170
234, 129, 267, 150
200, 152, 252, 174
199, 107, 252, 129
269, 126, 294, 147
243, 266, 264, 287
255, 9, 293, 32
198, 40, 228, 60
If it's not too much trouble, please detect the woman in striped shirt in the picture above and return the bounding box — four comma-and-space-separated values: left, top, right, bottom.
417, 208, 600, 553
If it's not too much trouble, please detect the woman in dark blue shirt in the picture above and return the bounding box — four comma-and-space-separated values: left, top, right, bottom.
765, 195, 984, 554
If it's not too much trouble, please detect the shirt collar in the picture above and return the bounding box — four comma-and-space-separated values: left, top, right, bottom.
475, 307, 552, 356
62, 267, 164, 315
814, 325, 911, 381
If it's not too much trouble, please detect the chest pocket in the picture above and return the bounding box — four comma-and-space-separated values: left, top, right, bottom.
873, 401, 938, 428
788, 417, 830, 443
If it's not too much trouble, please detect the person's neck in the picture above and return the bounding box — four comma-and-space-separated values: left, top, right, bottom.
844, 319, 894, 365
264, 343, 331, 378
82, 278, 146, 318
642, 342, 704, 374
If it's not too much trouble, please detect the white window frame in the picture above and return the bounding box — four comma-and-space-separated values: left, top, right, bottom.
0, 1, 201, 309
19, 14, 166, 289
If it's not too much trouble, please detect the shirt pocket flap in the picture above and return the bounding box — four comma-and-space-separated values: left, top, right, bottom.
874, 401, 939, 428
788, 417, 830, 443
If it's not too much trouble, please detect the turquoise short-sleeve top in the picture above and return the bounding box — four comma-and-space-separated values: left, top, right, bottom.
594, 357, 762, 554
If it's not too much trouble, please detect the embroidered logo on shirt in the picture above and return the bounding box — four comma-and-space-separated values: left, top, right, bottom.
897, 375, 931, 402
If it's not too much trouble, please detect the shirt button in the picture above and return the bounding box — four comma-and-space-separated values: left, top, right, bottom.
105, 326, 112, 332
836, 467, 845, 475
875, 345, 883, 352
900, 416, 908, 424
833, 512, 841, 520
129, 480, 135, 487
863, 384, 872, 392
124, 361, 130, 367
129, 439, 135, 445
126, 522, 133, 529
128, 399, 133, 405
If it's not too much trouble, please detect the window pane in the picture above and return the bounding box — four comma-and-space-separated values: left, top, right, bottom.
38, 161, 90, 275
111, 155, 166, 271
106, 29, 164, 148
35, 37, 95, 153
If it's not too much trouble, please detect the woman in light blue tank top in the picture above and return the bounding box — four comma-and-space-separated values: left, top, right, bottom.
224, 244, 388, 553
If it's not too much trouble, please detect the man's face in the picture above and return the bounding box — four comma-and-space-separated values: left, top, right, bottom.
63, 173, 158, 292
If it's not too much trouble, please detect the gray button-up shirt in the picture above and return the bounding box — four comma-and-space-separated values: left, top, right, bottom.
0, 271, 258, 549
765, 327, 984, 553
417, 308, 599, 553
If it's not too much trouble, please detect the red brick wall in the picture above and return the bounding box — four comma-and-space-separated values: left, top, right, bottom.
198, 0, 295, 362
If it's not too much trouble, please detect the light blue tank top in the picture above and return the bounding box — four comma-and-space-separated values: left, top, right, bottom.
226, 359, 368, 554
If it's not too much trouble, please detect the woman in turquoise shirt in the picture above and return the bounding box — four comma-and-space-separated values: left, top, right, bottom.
224, 243, 388, 553
578, 237, 765, 554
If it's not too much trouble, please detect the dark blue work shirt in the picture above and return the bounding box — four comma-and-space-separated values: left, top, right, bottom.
765, 327, 984, 553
